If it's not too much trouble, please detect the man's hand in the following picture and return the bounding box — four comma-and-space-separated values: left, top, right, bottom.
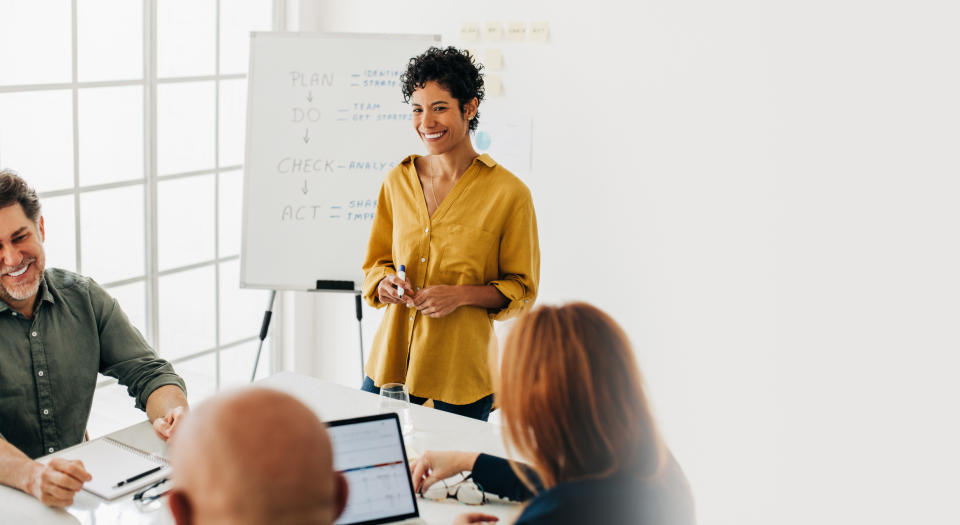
26, 458, 91, 507
412, 285, 464, 318
377, 273, 416, 306
146, 385, 189, 442
152, 405, 186, 441
452, 513, 499, 524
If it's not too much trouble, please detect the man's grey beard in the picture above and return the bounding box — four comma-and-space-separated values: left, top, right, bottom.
2, 276, 41, 301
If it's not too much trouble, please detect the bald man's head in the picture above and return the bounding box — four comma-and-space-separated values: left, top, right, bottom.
168, 388, 348, 525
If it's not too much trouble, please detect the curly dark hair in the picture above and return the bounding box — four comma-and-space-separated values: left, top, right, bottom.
400, 46, 485, 132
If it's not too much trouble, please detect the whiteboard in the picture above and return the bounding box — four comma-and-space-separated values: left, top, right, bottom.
241, 32, 439, 291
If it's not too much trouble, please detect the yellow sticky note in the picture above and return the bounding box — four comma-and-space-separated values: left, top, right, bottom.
460, 22, 481, 42
467, 48, 481, 65
484, 49, 504, 70
484, 21, 504, 41
507, 21, 527, 42
530, 21, 550, 43
485, 74, 502, 97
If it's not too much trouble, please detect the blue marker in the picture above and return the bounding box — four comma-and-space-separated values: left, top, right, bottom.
396, 265, 406, 298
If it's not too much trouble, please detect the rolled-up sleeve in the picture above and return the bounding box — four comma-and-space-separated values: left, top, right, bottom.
472, 453, 541, 502
362, 182, 396, 309
90, 282, 185, 410
489, 199, 540, 321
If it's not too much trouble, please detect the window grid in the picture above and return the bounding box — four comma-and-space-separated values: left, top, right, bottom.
213, 0, 222, 390
2, 0, 283, 395
70, 0, 81, 273
144, 0, 159, 352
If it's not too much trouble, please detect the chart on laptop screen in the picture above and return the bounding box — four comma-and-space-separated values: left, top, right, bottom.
330, 418, 417, 524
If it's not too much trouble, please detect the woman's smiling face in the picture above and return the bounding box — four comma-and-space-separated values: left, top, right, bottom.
410, 81, 476, 155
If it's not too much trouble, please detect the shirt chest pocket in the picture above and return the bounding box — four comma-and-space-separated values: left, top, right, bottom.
436, 225, 497, 285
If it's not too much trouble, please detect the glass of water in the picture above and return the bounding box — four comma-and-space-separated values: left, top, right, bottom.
379, 382, 413, 436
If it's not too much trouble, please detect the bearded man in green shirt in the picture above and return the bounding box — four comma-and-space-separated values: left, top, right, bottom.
0, 170, 189, 507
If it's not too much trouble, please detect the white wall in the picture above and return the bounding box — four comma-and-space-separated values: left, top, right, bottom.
284, 1, 960, 524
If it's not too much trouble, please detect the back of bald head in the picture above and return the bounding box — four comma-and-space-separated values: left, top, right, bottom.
169, 388, 345, 525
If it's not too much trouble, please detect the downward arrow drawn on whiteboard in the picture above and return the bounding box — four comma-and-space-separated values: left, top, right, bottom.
306, 91, 313, 103
303, 128, 310, 143
301, 180, 309, 194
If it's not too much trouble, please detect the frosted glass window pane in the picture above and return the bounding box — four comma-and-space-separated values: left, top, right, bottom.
77, 0, 142, 82
157, 0, 215, 78
158, 175, 215, 270
0, 91, 74, 193
104, 280, 147, 339
40, 195, 76, 272
157, 82, 215, 175
219, 260, 267, 344
80, 185, 145, 283
218, 169, 242, 257
172, 353, 216, 404
88, 382, 146, 438
219, 0, 272, 75
159, 265, 215, 360
79, 86, 143, 186
220, 340, 271, 389
218, 79, 247, 166
0, 1, 71, 85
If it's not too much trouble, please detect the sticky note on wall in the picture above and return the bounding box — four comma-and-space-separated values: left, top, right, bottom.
484, 21, 504, 41
507, 21, 527, 42
485, 74, 503, 96
530, 21, 550, 43
484, 49, 503, 70
461, 22, 481, 41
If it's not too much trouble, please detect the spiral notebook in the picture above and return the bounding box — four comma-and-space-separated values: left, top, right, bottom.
41, 437, 171, 500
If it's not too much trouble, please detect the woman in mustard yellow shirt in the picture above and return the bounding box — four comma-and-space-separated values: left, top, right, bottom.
361, 47, 539, 421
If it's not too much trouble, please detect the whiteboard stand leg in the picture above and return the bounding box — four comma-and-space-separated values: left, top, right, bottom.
355, 293, 365, 385
250, 290, 278, 383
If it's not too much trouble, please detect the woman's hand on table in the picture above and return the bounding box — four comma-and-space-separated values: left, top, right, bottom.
452, 512, 499, 524
377, 273, 416, 306
410, 450, 480, 494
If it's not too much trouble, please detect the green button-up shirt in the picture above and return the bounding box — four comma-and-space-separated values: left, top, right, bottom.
0, 268, 185, 459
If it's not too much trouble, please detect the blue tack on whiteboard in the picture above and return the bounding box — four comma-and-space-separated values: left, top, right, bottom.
475, 131, 492, 150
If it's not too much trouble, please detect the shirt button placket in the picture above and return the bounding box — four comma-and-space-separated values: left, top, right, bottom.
31, 326, 60, 455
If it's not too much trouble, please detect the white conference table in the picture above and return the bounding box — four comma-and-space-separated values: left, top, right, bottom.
1, 372, 522, 525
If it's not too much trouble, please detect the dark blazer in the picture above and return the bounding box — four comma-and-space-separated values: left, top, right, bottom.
471, 452, 696, 525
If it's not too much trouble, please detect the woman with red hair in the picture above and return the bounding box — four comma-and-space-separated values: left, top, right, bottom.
410, 303, 696, 525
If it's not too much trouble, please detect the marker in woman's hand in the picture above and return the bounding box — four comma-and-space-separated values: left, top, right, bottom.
396, 265, 406, 298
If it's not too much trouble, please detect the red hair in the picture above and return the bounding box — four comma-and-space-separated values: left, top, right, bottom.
498, 302, 666, 490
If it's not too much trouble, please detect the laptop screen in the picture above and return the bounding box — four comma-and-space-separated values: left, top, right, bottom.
328, 413, 420, 525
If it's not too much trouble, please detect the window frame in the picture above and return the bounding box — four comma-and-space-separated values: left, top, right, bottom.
0, 0, 285, 393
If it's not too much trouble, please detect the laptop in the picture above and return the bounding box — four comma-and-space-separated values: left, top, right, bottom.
327, 413, 426, 525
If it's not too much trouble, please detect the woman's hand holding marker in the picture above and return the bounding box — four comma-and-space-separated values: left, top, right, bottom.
377, 268, 416, 306
396, 265, 406, 298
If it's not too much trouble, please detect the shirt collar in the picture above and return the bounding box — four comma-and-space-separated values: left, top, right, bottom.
38, 275, 55, 304
401, 153, 497, 168
475, 154, 497, 168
